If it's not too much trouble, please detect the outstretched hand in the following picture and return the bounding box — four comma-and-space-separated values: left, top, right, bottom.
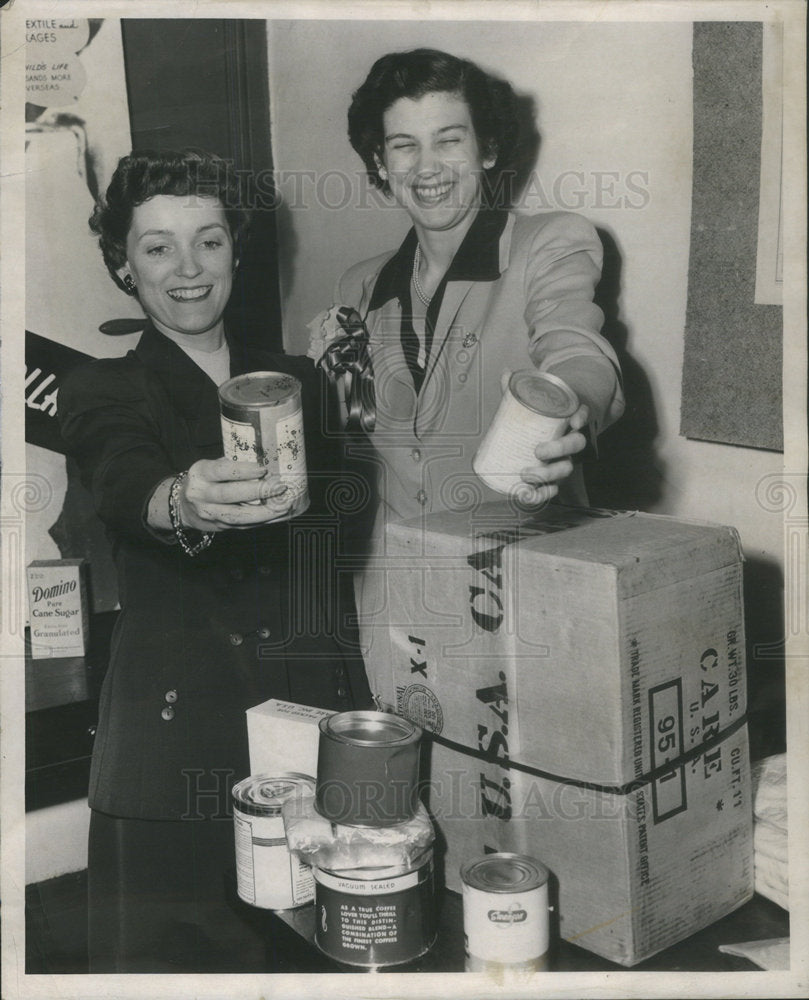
179, 458, 294, 531
516, 402, 589, 506
498, 368, 588, 507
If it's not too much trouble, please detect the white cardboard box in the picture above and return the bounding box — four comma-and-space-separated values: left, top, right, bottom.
372, 503, 754, 966
27, 559, 89, 659
246, 698, 333, 778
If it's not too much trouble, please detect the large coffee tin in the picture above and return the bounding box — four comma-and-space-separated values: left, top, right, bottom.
219, 371, 309, 517
461, 852, 550, 973
316, 711, 422, 827
313, 850, 436, 968
232, 773, 315, 910
473, 370, 579, 496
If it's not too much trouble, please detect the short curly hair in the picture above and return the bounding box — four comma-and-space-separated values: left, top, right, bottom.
90, 149, 251, 294
347, 49, 529, 208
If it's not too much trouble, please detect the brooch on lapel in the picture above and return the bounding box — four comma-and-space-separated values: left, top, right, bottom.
461, 332, 478, 348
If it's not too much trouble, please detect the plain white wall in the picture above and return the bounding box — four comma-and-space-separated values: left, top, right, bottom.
267, 18, 784, 584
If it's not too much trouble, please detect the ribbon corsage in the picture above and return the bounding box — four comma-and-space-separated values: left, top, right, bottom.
307, 305, 376, 433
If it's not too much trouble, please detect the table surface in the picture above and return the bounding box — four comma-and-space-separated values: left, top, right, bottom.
257, 888, 789, 974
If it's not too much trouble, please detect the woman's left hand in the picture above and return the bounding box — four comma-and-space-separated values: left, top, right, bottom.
517, 403, 589, 505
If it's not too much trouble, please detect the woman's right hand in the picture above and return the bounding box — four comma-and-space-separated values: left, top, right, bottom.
179, 458, 294, 531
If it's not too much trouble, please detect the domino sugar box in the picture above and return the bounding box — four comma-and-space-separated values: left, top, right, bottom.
371, 502, 754, 966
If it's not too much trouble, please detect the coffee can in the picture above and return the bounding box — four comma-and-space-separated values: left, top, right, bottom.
316, 711, 422, 827
473, 370, 579, 496
219, 371, 309, 516
232, 773, 315, 910
313, 849, 436, 968
461, 852, 550, 974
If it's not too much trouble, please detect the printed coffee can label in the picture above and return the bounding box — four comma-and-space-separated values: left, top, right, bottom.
313, 850, 436, 968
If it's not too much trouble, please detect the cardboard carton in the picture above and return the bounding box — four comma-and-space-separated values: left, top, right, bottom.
372, 503, 754, 966
247, 698, 332, 778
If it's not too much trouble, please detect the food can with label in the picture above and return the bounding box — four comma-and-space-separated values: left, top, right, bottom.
461, 852, 550, 973
232, 773, 316, 910
219, 371, 309, 516
313, 848, 436, 967
316, 711, 422, 827
473, 370, 579, 496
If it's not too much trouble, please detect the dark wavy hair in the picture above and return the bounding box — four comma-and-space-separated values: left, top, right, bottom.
90, 149, 251, 294
347, 49, 536, 209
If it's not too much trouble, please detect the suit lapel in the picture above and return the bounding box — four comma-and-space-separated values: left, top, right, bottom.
367, 297, 419, 418
135, 322, 223, 449
414, 214, 515, 437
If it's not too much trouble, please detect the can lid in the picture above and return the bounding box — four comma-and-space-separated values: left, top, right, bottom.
461, 853, 549, 893
321, 710, 422, 746
219, 371, 301, 409
509, 370, 578, 419
232, 772, 315, 815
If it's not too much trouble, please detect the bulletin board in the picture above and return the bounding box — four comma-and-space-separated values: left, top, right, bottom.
680, 21, 783, 452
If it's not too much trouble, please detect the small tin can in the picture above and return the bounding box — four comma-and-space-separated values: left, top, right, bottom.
218, 371, 309, 516
473, 370, 579, 496
461, 852, 550, 974
316, 711, 422, 827
313, 849, 436, 968
232, 773, 315, 910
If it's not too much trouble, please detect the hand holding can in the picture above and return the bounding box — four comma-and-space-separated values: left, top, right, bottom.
218, 372, 310, 519
473, 370, 579, 500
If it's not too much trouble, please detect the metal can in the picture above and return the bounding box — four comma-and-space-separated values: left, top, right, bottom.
316, 711, 422, 827
461, 852, 550, 973
473, 370, 579, 496
313, 849, 436, 968
218, 371, 309, 516
232, 773, 315, 910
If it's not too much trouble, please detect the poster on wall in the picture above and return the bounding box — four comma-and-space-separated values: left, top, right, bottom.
24, 16, 142, 600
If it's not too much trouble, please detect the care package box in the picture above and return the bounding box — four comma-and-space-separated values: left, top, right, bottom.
373, 502, 753, 966
26, 559, 89, 659
247, 698, 332, 777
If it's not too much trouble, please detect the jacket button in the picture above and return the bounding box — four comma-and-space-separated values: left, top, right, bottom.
257, 626, 271, 640
161, 706, 175, 721
458, 372, 468, 384
164, 689, 178, 704
337, 686, 348, 699
416, 489, 428, 506
411, 448, 422, 462
230, 567, 244, 581
259, 565, 272, 576
229, 632, 244, 646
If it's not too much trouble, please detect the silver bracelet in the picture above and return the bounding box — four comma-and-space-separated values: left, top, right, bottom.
168, 471, 214, 557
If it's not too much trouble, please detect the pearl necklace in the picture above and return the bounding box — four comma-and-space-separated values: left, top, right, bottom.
412, 243, 432, 308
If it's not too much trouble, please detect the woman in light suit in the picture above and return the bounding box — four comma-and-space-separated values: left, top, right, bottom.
310, 49, 625, 686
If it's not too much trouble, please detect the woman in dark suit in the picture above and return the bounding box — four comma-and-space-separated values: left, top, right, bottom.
58, 149, 371, 973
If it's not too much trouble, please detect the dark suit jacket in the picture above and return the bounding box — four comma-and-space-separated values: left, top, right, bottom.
58, 323, 371, 820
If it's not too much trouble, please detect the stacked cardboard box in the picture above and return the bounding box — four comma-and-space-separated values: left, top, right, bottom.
370, 503, 753, 966
247, 698, 332, 777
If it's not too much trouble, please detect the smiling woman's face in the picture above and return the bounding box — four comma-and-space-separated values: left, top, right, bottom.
121, 194, 234, 347
377, 90, 495, 237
